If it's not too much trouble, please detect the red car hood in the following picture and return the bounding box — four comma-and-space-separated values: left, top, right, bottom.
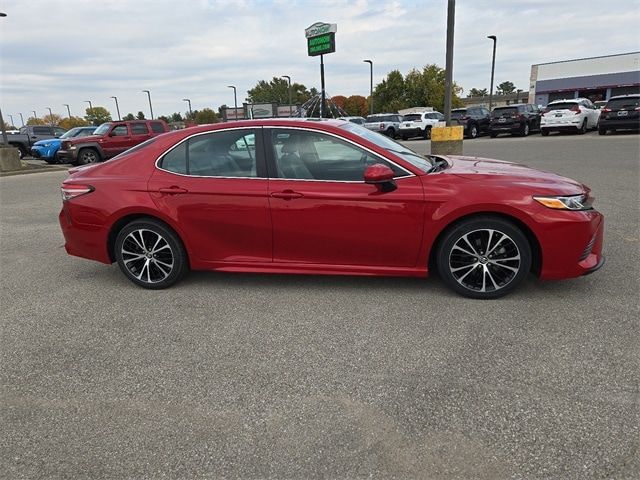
66, 134, 102, 144
442, 155, 586, 195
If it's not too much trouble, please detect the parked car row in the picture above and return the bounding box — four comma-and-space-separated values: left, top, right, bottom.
359, 94, 638, 142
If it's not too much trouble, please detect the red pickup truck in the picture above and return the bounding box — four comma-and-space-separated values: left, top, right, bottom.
57, 119, 169, 165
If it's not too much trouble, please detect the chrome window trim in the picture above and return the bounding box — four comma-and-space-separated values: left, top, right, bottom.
154, 124, 415, 181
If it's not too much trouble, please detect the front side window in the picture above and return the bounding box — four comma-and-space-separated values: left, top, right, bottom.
271, 129, 409, 182
33, 127, 51, 135
54, 127, 67, 136
93, 123, 111, 135
150, 121, 165, 133
159, 129, 258, 178
111, 125, 129, 136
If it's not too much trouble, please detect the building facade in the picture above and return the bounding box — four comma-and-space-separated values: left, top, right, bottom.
529, 52, 640, 106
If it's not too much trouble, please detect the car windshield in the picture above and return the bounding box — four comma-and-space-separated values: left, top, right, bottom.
547, 102, 577, 110
606, 97, 640, 109
339, 123, 434, 173
93, 123, 111, 135
492, 107, 518, 117
403, 114, 422, 121
60, 127, 91, 139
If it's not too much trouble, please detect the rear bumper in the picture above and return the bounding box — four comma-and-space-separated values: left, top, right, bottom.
599, 118, 640, 130
490, 121, 523, 134
59, 205, 112, 264
399, 127, 423, 137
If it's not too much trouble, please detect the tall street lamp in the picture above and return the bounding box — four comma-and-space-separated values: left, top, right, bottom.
63, 104, 71, 118
227, 85, 238, 120
282, 75, 292, 117
110, 96, 121, 120
182, 98, 192, 119
19, 113, 24, 126
32, 110, 37, 120
84, 100, 93, 122
363, 60, 373, 115
487, 35, 497, 111
8, 114, 14, 126
46, 107, 53, 125
142, 90, 154, 119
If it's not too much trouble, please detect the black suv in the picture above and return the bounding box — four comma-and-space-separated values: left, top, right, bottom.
598, 94, 640, 135
451, 107, 491, 138
489, 104, 542, 137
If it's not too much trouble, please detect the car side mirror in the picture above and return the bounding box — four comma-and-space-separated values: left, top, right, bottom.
364, 164, 397, 192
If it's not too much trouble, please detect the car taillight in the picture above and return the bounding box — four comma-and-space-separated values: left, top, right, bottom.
571, 105, 581, 114
635, 107, 640, 111
379, 123, 385, 129
61, 184, 94, 201
601, 108, 611, 113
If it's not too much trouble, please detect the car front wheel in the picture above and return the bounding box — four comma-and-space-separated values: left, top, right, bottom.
115, 219, 188, 289
521, 123, 530, 136
578, 120, 587, 134
77, 148, 100, 165
468, 124, 478, 139
437, 217, 532, 299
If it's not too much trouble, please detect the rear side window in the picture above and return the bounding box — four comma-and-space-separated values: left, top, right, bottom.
150, 121, 165, 133
33, 127, 52, 135
161, 142, 187, 174
403, 114, 422, 121
131, 123, 149, 135
548, 102, 578, 110
451, 110, 466, 118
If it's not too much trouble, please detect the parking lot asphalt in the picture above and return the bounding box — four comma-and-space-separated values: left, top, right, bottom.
1, 131, 639, 479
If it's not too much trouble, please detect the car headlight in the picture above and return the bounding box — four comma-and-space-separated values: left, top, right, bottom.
533, 194, 593, 211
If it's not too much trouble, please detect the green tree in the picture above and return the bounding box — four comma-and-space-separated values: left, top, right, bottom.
344, 95, 368, 116
170, 112, 184, 122
194, 108, 219, 124
248, 77, 315, 105
85, 107, 112, 125
123, 113, 135, 121
496, 81, 516, 95
468, 87, 488, 97
26, 117, 45, 125
136, 111, 146, 120
374, 70, 407, 113
59, 116, 90, 129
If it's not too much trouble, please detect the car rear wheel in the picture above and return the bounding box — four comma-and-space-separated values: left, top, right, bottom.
578, 120, 587, 135
468, 124, 478, 139
386, 128, 397, 139
115, 219, 188, 289
437, 217, 532, 299
598, 126, 607, 135
521, 123, 530, 137
540, 129, 549, 136
13, 145, 27, 159
489, 131, 498, 138
424, 127, 431, 140
77, 148, 100, 165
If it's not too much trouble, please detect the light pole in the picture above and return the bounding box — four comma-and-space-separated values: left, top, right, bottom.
63, 104, 71, 118
282, 75, 292, 117
19, 113, 24, 126
443, 0, 456, 125
227, 85, 238, 120
182, 98, 192, 120
142, 90, 154, 119
363, 59, 373, 115
32, 110, 37, 121
110, 96, 121, 120
46, 107, 53, 125
8, 114, 14, 126
84, 100, 93, 122
487, 35, 497, 111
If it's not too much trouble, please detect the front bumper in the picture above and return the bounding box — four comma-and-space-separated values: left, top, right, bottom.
56, 149, 78, 163
30, 145, 56, 160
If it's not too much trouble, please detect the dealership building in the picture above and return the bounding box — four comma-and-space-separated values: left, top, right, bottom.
529, 52, 640, 106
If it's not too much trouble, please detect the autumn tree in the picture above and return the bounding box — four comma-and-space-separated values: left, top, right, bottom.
344, 95, 368, 116
26, 117, 46, 125
59, 116, 90, 129
43, 113, 63, 126
331, 95, 347, 111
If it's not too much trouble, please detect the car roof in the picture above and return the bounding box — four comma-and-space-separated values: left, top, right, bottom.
608, 94, 640, 100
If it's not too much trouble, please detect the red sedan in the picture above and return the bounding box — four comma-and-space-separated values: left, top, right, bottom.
59, 119, 604, 299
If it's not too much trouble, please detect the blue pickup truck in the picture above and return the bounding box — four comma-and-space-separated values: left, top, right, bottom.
31, 126, 97, 163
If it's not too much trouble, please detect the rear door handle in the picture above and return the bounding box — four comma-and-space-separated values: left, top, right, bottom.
271, 190, 303, 200
159, 186, 188, 194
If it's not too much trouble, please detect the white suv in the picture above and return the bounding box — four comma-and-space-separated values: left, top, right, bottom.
364, 114, 403, 138
540, 98, 601, 136
399, 111, 445, 140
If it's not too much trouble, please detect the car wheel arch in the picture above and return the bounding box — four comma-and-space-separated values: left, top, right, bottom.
427, 211, 542, 277
107, 213, 191, 267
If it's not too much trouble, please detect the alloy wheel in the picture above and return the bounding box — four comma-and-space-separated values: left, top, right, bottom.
448, 228, 521, 293
120, 229, 175, 284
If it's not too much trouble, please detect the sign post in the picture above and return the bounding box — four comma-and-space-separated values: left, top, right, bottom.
305, 22, 337, 118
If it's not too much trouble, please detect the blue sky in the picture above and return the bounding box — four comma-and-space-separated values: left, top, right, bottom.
1, 0, 639, 122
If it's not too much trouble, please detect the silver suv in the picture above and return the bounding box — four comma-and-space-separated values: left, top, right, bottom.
364, 114, 403, 138
399, 111, 444, 139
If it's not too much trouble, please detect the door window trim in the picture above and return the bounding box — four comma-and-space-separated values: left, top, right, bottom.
154, 127, 267, 179
264, 126, 415, 183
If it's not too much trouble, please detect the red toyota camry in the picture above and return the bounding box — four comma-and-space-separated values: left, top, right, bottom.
59, 119, 604, 299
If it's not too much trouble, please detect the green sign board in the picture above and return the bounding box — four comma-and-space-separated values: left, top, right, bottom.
307, 32, 335, 57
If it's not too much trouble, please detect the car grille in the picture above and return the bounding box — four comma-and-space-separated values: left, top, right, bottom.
579, 234, 596, 261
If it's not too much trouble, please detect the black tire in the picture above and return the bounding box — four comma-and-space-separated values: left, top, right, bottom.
521, 123, 530, 137
540, 129, 549, 136
468, 124, 478, 139
13, 145, 27, 159
424, 127, 432, 140
578, 120, 587, 135
114, 218, 188, 289
77, 148, 100, 165
386, 128, 396, 139
401, 135, 408, 140
598, 126, 607, 135
436, 216, 532, 299
489, 132, 498, 138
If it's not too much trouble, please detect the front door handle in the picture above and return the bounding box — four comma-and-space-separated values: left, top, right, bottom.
271, 190, 303, 200
159, 186, 188, 194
